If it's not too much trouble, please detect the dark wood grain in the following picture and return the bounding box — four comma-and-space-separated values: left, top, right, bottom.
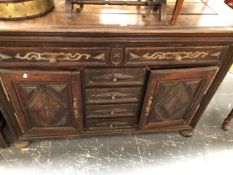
0, 0, 233, 144
85, 87, 142, 104
139, 67, 219, 129
0, 70, 83, 137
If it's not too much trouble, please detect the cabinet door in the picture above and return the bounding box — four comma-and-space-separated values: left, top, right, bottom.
139, 67, 218, 130
0, 70, 82, 137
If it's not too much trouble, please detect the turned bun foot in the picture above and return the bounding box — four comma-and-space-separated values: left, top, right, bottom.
222, 109, 233, 131
15, 140, 30, 148
180, 130, 194, 137
222, 121, 230, 131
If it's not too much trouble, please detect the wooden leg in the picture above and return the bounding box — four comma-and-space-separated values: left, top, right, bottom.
15, 140, 30, 149
222, 109, 233, 131
170, 0, 184, 25
180, 129, 194, 137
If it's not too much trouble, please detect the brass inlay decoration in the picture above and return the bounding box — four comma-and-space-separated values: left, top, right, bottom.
15, 52, 92, 62
0, 51, 105, 62
0, 53, 12, 59
0, 76, 10, 102
11, 52, 105, 63
145, 97, 153, 116
129, 51, 209, 60
0, 0, 54, 20
73, 98, 79, 118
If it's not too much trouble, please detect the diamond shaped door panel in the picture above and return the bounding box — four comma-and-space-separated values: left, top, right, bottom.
151, 80, 202, 123
20, 84, 71, 127
139, 67, 218, 129
0, 71, 82, 137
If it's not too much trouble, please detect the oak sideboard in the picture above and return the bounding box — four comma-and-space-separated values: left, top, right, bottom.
0, 0, 233, 147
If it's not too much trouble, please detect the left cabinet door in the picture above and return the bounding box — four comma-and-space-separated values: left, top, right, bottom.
0, 70, 83, 137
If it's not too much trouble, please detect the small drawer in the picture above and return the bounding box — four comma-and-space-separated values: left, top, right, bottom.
125, 46, 228, 65
85, 68, 145, 86
0, 47, 110, 64
85, 87, 142, 104
86, 118, 136, 130
86, 104, 138, 119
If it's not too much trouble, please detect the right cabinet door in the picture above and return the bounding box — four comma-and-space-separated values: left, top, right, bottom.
139, 67, 218, 129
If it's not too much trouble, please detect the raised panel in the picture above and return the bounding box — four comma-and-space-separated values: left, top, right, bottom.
0, 71, 83, 136
20, 84, 71, 127
139, 67, 219, 129
150, 80, 202, 122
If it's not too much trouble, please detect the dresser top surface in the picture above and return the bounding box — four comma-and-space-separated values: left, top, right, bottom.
0, 0, 233, 34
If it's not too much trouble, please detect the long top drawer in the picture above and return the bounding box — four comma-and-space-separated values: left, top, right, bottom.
85, 68, 146, 87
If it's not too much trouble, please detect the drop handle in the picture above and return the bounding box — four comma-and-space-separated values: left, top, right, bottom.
111, 95, 116, 100
110, 111, 115, 116
109, 124, 113, 128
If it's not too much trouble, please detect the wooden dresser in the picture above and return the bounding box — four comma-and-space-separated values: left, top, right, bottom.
0, 0, 233, 147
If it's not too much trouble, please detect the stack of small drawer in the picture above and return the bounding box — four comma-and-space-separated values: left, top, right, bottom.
84, 68, 146, 130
